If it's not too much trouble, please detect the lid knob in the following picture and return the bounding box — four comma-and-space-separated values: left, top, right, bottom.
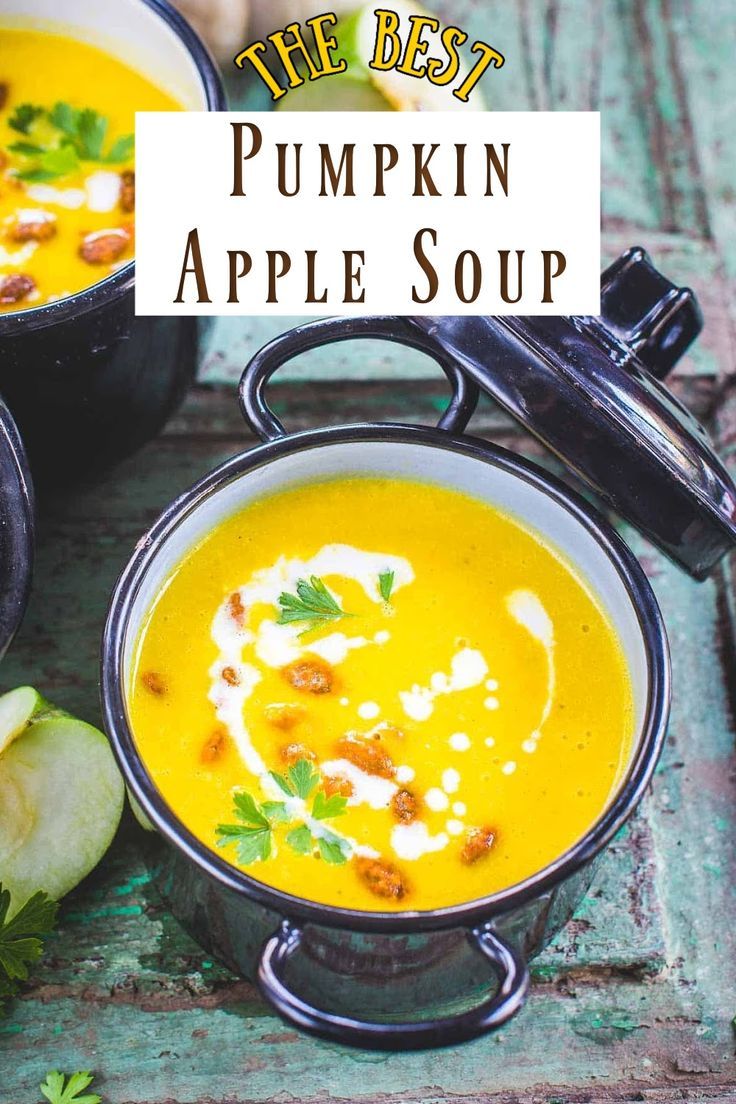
599, 246, 703, 379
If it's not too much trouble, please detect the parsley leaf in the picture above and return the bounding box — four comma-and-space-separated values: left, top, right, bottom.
277, 576, 351, 633
312, 790, 348, 820
378, 569, 395, 602
105, 134, 135, 163
0, 884, 57, 1012
285, 824, 313, 854
261, 800, 290, 823
17, 144, 80, 182
7, 140, 45, 155
8, 103, 44, 135
48, 101, 80, 137
232, 790, 269, 828
317, 830, 350, 865
75, 109, 108, 160
216, 791, 284, 865
289, 758, 320, 800
269, 757, 320, 800
40, 1070, 101, 1104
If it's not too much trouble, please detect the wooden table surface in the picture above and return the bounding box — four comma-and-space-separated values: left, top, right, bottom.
3, 2, 736, 1100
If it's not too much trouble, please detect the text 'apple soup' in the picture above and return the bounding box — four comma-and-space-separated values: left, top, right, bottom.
129, 477, 635, 912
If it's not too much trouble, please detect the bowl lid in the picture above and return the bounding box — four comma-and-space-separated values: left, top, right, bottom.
410, 247, 736, 579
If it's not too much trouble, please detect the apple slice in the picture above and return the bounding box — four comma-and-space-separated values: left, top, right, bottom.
0, 693, 124, 910
0, 686, 48, 756
277, 72, 392, 112
277, 2, 487, 113
339, 2, 488, 112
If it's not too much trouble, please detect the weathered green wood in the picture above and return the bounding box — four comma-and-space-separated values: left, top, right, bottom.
2, 380, 736, 1100
3, 0, 736, 1098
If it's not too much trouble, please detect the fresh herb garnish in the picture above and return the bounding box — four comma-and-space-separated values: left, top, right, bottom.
277, 576, 351, 634
40, 1070, 101, 1104
270, 756, 320, 800
0, 883, 57, 1013
46, 103, 133, 163
316, 830, 349, 865
312, 789, 348, 820
6, 100, 134, 183
17, 144, 80, 183
378, 569, 395, 602
285, 823, 313, 854
215, 791, 285, 864
8, 103, 44, 135
216, 759, 350, 866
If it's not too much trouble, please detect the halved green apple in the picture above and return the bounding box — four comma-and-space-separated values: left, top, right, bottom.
0, 688, 124, 912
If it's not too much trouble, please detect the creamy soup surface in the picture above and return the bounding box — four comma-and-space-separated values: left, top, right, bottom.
0, 27, 180, 311
130, 478, 635, 912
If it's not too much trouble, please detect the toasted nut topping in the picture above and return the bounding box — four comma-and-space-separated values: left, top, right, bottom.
8, 212, 57, 243
264, 702, 306, 731
0, 273, 35, 304
141, 670, 166, 697
201, 727, 228, 763
336, 735, 394, 779
460, 826, 497, 865
282, 656, 333, 695
323, 774, 354, 799
79, 227, 130, 265
355, 856, 409, 900
221, 665, 240, 686
119, 169, 135, 213
391, 788, 419, 823
228, 591, 246, 626
279, 742, 316, 765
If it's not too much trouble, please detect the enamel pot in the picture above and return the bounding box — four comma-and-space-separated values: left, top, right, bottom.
0, 0, 225, 485
101, 315, 670, 1050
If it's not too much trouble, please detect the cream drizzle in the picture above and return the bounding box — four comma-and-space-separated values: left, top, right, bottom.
208, 543, 414, 861
505, 588, 556, 757
399, 647, 489, 722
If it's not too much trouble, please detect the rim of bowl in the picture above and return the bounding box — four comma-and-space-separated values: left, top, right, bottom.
101, 424, 671, 935
0, 0, 226, 336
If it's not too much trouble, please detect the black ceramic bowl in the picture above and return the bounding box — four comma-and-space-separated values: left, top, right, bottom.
0, 396, 33, 659
0, 0, 225, 484
101, 318, 671, 1050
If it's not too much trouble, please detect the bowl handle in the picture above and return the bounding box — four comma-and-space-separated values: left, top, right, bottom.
257, 919, 529, 1050
238, 316, 479, 442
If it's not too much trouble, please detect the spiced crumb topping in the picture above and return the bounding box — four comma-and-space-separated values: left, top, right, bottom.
228, 591, 246, 626
336, 735, 394, 779
355, 856, 409, 900
391, 788, 420, 823
264, 702, 306, 731
279, 742, 316, 765
141, 670, 166, 697
201, 727, 228, 763
0, 273, 35, 304
460, 826, 497, 865
282, 656, 334, 695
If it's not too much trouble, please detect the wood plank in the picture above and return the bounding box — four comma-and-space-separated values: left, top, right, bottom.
3, 385, 735, 1100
